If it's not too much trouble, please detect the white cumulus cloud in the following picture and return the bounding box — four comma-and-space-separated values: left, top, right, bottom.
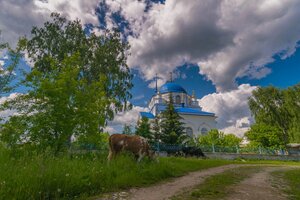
104, 105, 148, 133
0, 0, 100, 47
120, 0, 300, 91
0, 93, 20, 121
199, 84, 257, 137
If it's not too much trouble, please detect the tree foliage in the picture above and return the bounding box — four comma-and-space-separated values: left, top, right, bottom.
74, 132, 109, 150
122, 124, 133, 135
248, 85, 300, 144
248, 86, 290, 144
284, 84, 300, 142
160, 93, 186, 144
0, 32, 22, 96
135, 117, 151, 139
245, 123, 285, 149
151, 115, 161, 143
23, 13, 132, 117
0, 13, 133, 153
198, 129, 242, 147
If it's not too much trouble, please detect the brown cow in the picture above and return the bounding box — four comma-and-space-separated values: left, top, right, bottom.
107, 134, 155, 162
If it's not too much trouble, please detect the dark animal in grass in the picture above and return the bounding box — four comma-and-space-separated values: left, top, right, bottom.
107, 134, 156, 162
182, 146, 206, 158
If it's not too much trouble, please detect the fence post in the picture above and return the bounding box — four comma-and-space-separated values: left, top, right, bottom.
212, 144, 215, 153
259, 146, 262, 155
236, 145, 240, 154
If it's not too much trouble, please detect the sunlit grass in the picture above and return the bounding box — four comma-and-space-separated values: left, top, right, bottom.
0, 147, 233, 200
273, 169, 300, 200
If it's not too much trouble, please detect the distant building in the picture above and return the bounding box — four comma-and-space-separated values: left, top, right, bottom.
139, 81, 217, 137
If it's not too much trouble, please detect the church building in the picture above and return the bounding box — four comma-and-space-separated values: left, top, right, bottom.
139, 80, 217, 137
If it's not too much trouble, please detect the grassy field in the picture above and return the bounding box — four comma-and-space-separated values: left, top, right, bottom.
172, 166, 261, 200
0, 147, 234, 200
272, 169, 300, 200
1, 145, 300, 200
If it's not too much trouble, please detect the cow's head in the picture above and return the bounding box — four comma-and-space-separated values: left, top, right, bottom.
148, 150, 159, 162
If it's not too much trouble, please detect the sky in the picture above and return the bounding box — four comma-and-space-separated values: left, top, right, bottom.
0, 0, 300, 137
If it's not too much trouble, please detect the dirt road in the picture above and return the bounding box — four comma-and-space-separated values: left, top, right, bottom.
225, 167, 289, 200
99, 164, 296, 200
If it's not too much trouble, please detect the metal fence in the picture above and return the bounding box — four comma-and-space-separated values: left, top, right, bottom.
152, 143, 299, 156
70, 142, 300, 156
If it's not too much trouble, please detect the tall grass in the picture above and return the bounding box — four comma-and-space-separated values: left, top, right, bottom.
0, 146, 232, 200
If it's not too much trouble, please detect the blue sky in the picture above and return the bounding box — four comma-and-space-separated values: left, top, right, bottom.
1, 0, 300, 135
131, 46, 300, 107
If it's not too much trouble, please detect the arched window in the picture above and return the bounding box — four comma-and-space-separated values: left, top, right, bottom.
186, 127, 193, 137
201, 127, 208, 135
175, 95, 181, 104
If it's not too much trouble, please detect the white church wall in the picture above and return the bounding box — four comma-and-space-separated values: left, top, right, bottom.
180, 114, 217, 137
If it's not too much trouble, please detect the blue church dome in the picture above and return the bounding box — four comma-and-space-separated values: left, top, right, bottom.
160, 82, 187, 94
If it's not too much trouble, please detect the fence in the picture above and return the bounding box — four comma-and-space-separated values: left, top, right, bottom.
152, 143, 299, 156
69, 142, 300, 157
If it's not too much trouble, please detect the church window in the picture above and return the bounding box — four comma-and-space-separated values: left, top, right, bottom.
175, 95, 181, 104
201, 127, 208, 135
186, 127, 193, 137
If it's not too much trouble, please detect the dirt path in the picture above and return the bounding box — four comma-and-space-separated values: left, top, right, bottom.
99, 164, 296, 200
225, 167, 289, 200
129, 164, 242, 200
99, 164, 247, 200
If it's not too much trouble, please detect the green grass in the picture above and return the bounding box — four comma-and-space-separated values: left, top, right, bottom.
0, 147, 234, 200
272, 169, 300, 200
240, 159, 300, 166
172, 166, 261, 200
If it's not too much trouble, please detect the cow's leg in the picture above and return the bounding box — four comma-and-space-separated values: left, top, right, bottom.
137, 150, 145, 162
107, 150, 114, 161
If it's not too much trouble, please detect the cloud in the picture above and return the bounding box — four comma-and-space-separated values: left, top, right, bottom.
0, 0, 100, 47
0, 93, 20, 121
3, 0, 299, 91
148, 78, 164, 89
132, 94, 145, 101
198, 84, 257, 137
117, 0, 300, 91
0, 60, 4, 71
105, 105, 148, 133
127, 1, 233, 84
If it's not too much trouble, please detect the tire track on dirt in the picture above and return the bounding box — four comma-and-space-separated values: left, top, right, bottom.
225, 167, 291, 200
128, 164, 246, 200
99, 164, 298, 200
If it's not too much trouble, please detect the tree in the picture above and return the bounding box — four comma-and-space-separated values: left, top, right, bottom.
248, 86, 290, 145
222, 134, 242, 147
0, 31, 22, 96
245, 123, 285, 149
160, 93, 186, 144
151, 115, 161, 143
1, 13, 132, 153
199, 129, 222, 146
284, 84, 300, 142
198, 129, 241, 147
122, 124, 133, 135
135, 117, 151, 139
75, 132, 109, 150
1, 54, 110, 152
23, 13, 132, 118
